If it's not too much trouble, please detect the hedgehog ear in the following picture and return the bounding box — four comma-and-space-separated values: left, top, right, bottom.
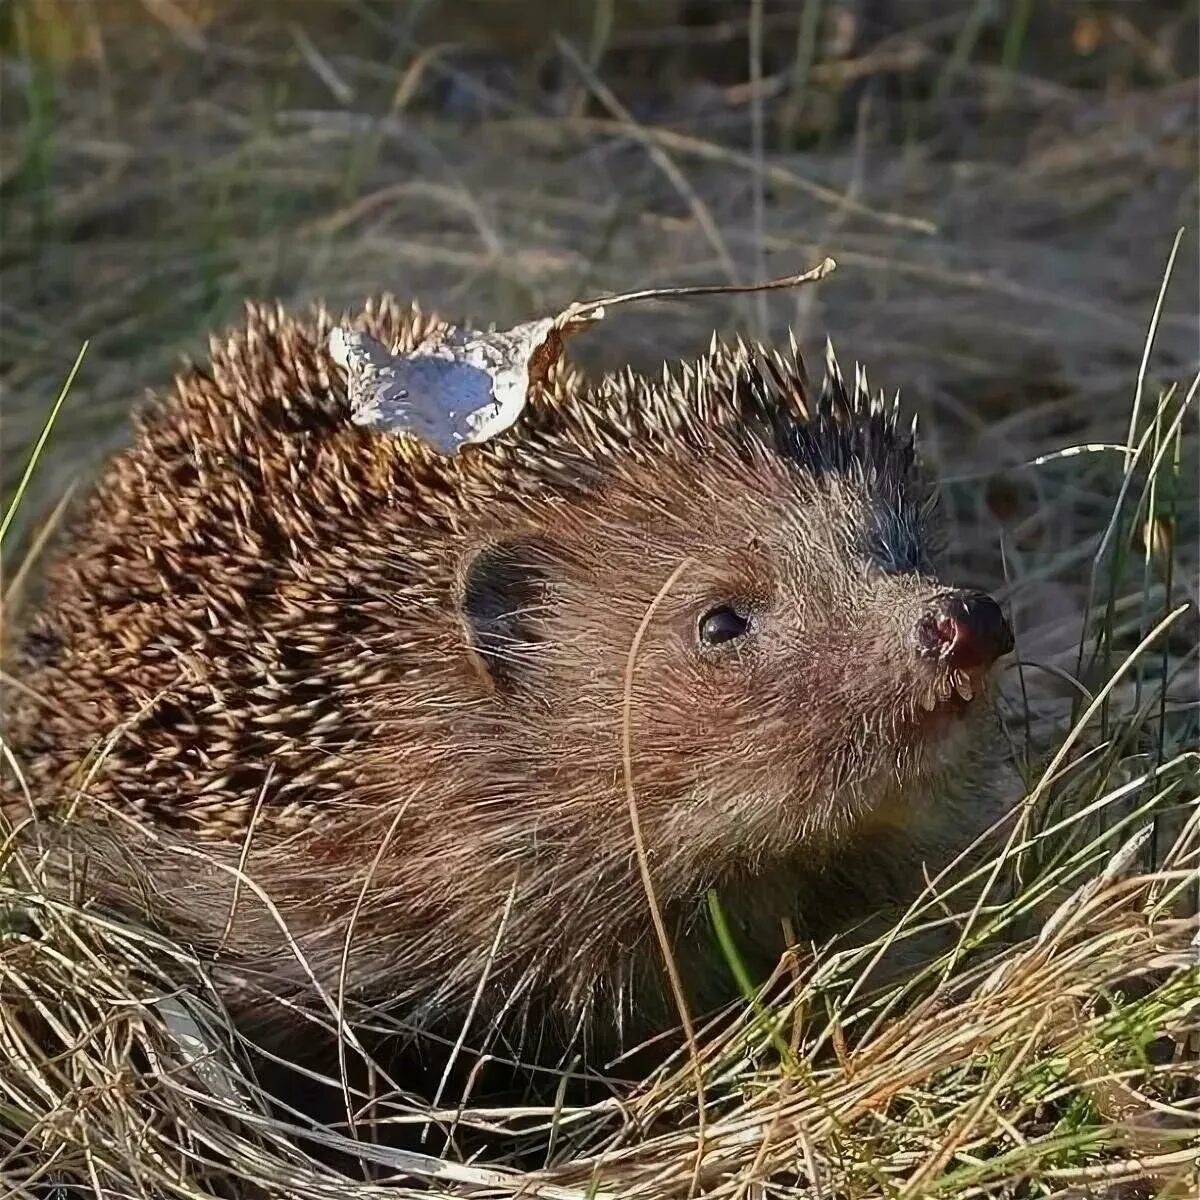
459, 538, 555, 691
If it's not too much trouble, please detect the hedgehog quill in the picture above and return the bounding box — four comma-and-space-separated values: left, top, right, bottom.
2, 290, 1015, 1066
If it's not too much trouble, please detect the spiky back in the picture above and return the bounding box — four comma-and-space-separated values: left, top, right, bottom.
512, 329, 917, 497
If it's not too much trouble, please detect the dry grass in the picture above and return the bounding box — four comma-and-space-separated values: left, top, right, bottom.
1, 671, 1197, 1196
1, 1, 1198, 1195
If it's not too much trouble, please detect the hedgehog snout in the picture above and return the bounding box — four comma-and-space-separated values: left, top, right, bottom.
914, 590, 1013, 674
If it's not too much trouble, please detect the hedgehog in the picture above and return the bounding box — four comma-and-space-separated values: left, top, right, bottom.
1, 295, 1014, 1062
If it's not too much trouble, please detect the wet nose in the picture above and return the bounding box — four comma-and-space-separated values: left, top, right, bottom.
915, 590, 1014, 671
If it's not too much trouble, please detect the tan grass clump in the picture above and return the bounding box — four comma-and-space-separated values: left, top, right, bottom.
2, 727, 1197, 1196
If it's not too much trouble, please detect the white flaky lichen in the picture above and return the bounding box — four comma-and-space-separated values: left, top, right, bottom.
330, 318, 560, 455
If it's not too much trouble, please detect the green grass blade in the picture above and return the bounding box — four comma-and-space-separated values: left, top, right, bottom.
0, 340, 88, 548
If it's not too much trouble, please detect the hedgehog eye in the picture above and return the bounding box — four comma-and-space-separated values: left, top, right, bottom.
699, 605, 750, 647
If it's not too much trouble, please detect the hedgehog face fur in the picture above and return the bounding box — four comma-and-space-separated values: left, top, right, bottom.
464, 442, 973, 852
3, 297, 1013, 1047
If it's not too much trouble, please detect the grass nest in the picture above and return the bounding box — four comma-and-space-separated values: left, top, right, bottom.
1, 3, 1198, 1195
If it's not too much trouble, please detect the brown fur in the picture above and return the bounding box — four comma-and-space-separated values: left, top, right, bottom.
2, 295, 1012, 1056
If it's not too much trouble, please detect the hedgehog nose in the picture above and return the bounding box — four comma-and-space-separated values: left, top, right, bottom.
915, 590, 1013, 671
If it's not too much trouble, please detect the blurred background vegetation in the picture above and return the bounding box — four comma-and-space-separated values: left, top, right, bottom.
1, 0, 1196, 737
